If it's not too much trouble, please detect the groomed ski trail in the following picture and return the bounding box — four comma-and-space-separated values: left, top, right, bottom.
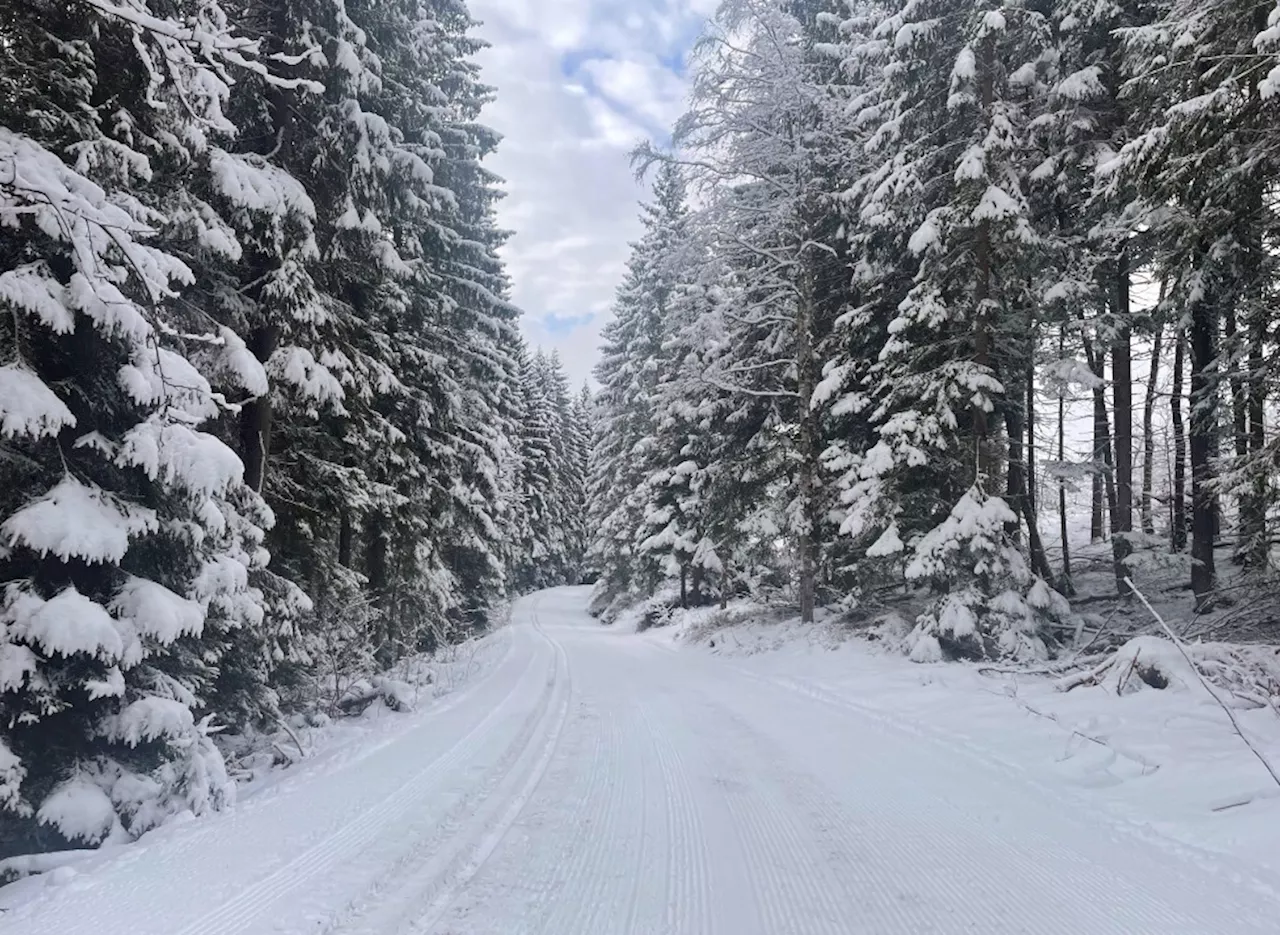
6, 586, 1280, 935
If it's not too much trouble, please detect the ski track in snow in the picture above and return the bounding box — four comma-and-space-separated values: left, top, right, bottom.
6, 586, 1280, 934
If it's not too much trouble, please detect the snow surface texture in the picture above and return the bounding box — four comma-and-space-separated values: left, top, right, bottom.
5, 588, 1280, 934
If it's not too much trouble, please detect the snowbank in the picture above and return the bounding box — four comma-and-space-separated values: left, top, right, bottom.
649, 606, 1280, 878
0, 625, 512, 897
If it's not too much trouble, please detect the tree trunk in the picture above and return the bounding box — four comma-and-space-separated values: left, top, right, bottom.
1090, 358, 1106, 544
1004, 403, 1053, 581
1224, 307, 1249, 564
366, 514, 391, 665
1242, 310, 1268, 567
1141, 317, 1163, 536
1188, 286, 1218, 609
1084, 336, 1127, 595
1111, 258, 1134, 577
1026, 360, 1038, 517
239, 324, 280, 493
1223, 308, 1249, 458
796, 262, 819, 624
1171, 329, 1188, 553
972, 33, 997, 484
1057, 372, 1074, 595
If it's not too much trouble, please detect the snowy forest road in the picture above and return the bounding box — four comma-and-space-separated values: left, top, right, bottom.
8, 587, 1280, 935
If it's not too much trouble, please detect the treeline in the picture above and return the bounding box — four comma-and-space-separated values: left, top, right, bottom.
589, 0, 1279, 656
0, 0, 585, 854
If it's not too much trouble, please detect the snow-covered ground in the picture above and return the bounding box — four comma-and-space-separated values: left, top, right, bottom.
651, 606, 1280, 878
5, 587, 1280, 934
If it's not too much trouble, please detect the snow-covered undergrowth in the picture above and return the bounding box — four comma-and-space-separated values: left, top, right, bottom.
220, 624, 512, 794
0, 624, 511, 889
643, 602, 1280, 876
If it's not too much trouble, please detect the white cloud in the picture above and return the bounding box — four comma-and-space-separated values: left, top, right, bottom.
468, 0, 711, 388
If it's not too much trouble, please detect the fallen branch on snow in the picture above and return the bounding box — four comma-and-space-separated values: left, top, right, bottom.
1124, 577, 1280, 794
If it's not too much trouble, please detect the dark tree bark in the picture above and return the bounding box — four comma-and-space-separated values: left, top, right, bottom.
1188, 287, 1218, 609
1242, 311, 1268, 567
1090, 344, 1106, 543
796, 262, 819, 624
1084, 336, 1128, 595
1004, 401, 1053, 582
338, 509, 354, 568
238, 324, 280, 493
1224, 308, 1249, 463
1111, 259, 1134, 575
1026, 361, 1038, 517
1057, 379, 1074, 595
1171, 328, 1188, 553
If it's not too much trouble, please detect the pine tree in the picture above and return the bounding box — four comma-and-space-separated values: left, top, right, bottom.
1111, 0, 1280, 597
648, 0, 855, 621
588, 162, 690, 615
0, 0, 304, 849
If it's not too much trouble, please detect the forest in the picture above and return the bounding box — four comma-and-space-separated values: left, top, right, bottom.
4, 0, 1280, 868
0, 0, 588, 855
588, 0, 1280, 662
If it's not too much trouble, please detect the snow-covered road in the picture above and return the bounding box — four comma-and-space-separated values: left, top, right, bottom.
7, 586, 1279, 934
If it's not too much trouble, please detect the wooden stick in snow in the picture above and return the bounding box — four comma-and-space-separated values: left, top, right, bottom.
1124, 576, 1280, 791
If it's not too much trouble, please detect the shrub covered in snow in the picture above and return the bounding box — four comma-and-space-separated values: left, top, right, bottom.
900, 485, 1071, 662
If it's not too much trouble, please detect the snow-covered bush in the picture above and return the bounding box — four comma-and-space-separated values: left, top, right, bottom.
900, 485, 1071, 662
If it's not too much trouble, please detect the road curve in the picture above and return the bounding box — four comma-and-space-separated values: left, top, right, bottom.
6, 586, 1278, 935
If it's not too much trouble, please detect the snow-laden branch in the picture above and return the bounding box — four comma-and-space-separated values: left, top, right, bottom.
80, 0, 322, 91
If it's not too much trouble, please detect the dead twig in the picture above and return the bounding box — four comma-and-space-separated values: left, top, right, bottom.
1125, 576, 1280, 792
1117, 648, 1141, 697
275, 716, 307, 760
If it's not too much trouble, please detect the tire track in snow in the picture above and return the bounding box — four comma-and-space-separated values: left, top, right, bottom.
420, 658, 612, 934
688, 659, 1277, 933
713, 653, 1280, 916
693, 688, 973, 933
756, 672, 1280, 931
619, 698, 657, 935
534, 691, 631, 935
638, 694, 712, 935
404, 619, 572, 933
323, 605, 570, 935
677, 688, 850, 935
173, 637, 547, 935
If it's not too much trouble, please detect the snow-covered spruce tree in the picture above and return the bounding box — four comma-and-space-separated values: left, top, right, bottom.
0, 0, 304, 851
565, 384, 594, 582
1034, 0, 1155, 597
196, 0, 392, 689
839, 0, 1069, 658
1108, 0, 1280, 598
819, 0, 907, 596
642, 0, 852, 622
372, 0, 524, 637
512, 350, 565, 591
541, 357, 590, 584
588, 162, 690, 616
902, 483, 1071, 661
632, 269, 733, 609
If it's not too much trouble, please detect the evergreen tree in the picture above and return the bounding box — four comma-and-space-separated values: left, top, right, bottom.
588, 162, 690, 615
0, 0, 303, 850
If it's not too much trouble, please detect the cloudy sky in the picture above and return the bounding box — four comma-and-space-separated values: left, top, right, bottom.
469, 0, 717, 388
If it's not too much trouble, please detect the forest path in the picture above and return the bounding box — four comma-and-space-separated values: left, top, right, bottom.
7, 587, 1278, 934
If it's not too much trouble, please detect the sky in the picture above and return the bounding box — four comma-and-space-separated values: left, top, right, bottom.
468, 0, 718, 388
